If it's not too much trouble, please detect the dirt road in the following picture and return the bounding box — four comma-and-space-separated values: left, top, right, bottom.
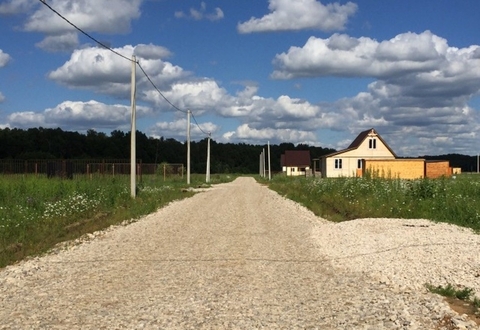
0, 177, 471, 329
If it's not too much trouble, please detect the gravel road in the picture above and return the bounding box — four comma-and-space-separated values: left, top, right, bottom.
1, 177, 479, 329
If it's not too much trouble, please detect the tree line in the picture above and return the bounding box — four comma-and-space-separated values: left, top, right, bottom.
0, 127, 335, 174
0, 127, 477, 173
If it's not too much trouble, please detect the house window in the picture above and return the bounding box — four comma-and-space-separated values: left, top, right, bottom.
369, 138, 377, 149
357, 159, 362, 169
335, 159, 342, 169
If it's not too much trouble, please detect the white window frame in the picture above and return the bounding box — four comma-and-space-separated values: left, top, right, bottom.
369, 138, 377, 149
334, 158, 342, 169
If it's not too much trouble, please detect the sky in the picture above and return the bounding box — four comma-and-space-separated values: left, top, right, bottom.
0, 0, 479, 157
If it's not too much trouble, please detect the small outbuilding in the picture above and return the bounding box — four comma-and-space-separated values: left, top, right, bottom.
281, 150, 311, 176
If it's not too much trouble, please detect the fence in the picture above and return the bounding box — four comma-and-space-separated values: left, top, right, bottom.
0, 159, 184, 179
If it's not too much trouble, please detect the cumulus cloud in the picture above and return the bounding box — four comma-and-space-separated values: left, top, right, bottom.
269, 30, 480, 155
7, 100, 152, 131
237, 0, 357, 33
222, 123, 317, 145
0, 49, 11, 67
4, 0, 143, 51
0, 0, 34, 14
35, 32, 79, 53
175, 2, 224, 21
0, 50, 10, 104
150, 118, 219, 141
272, 31, 450, 79
48, 44, 189, 99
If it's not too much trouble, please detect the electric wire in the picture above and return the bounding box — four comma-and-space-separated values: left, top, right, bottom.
136, 62, 187, 114
38, 0, 132, 63
191, 112, 209, 136
38, 0, 211, 138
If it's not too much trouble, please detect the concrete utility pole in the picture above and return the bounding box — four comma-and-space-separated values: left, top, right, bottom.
259, 152, 263, 176
130, 55, 136, 198
268, 141, 271, 180
206, 132, 211, 183
262, 148, 266, 178
187, 110, 191, 185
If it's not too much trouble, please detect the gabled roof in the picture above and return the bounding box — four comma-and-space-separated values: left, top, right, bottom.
281, 150, 311, 167
323, 128, 397, 158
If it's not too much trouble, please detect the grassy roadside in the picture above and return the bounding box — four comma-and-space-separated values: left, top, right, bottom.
0, 173, 237, 268
264, 174, 480, 231
263, 174, 480, 326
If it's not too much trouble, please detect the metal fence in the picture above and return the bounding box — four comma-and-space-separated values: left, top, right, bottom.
0, 159, 184, 179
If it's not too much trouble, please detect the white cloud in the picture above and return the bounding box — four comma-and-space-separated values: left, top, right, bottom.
7, 100, 152, 131
269, 30, 480, 155
237, 0, 357, 33
0, 0, 34, 14
25, 0, 142, 34
175, 2, 224, 22
35, 32, 79, 53
150, 118, 219, 141
272, 31, 450, 79
48, 44, 189, 99
0, 50, 10, 104
134, 44, 172, 60
7, 0, 143, 51
0, 49, 11, 67
222, 123, 317, 145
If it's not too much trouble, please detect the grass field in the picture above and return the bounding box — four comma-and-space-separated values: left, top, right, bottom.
0, 173, 236, 268
266, 173, 480, 231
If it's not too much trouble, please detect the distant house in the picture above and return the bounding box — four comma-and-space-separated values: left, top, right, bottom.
321, 128, 452, 179
321, 128, 396, 178
281, 150, 311, 176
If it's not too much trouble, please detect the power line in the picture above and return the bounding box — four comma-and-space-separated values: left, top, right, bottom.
191, 112, 209, 136
38, 0, 210, 138
38, 0, 132, 63
136, 62, 187, 114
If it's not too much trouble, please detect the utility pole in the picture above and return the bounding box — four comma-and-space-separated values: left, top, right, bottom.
263, 148, 266, 178
259, 152, 263, 176
268, 141, 271, 180
130, 55, 136, 198
187, 110, 191, 185
206, 132, 211, 183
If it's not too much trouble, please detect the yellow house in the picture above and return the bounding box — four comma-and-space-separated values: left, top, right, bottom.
321, 128, 396, 178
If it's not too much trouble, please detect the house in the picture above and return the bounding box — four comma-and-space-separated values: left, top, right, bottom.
321, 128, 452, 179
281, 150, 311, 176
321, 128, 396, 178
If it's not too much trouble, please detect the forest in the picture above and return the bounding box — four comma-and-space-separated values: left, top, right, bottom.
0, 127, 477, 173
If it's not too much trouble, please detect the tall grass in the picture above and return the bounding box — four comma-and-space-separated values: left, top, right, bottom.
267, 174, 480, 230
0, 173, 236, 268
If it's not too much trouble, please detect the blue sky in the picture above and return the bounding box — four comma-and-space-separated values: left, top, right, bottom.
1, 0, 480, 156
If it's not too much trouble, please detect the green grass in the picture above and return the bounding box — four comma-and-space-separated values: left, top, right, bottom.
0, 173, 237, 268
426, 283, 474, 300
266, 173, 480, 230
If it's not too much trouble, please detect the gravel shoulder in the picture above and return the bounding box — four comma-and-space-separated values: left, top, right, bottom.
0, 177, 479, 329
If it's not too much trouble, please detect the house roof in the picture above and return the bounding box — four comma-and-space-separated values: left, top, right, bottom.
281, 150, 311, 167
323, 128, 397, 158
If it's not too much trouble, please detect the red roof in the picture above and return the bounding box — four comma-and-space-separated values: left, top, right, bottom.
281, 150, 311, 167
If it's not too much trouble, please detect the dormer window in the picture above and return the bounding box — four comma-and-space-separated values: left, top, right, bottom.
369, 138, 377, 149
